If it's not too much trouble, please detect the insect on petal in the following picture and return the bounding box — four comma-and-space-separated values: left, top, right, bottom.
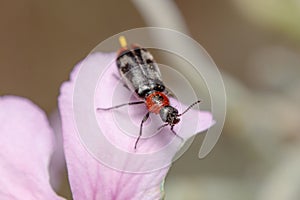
59, 51, 214, 199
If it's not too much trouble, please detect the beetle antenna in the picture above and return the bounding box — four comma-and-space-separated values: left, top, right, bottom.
177, 100, 201, 117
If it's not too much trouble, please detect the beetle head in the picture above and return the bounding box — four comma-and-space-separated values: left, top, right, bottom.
159, 106, 180, 125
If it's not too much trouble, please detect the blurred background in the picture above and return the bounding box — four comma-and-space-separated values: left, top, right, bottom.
1, 0, 300, 199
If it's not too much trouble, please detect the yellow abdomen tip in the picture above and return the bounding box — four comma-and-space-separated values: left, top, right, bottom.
119, 36, 127, 48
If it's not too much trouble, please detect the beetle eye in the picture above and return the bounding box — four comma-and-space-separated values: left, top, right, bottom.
173, 118, 180, 124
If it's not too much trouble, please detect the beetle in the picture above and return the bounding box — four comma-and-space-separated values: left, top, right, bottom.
97, 36, 200, 149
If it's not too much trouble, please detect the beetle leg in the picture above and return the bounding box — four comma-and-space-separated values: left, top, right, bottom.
97, 101, 144, 111
135, 112, 150, 149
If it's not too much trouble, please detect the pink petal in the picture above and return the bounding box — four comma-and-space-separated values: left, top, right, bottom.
48, 110, 68, 192
0, 96, 64, 200
59, 52, 213, 199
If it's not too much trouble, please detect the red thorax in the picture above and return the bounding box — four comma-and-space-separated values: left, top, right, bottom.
145, 92, 170, 114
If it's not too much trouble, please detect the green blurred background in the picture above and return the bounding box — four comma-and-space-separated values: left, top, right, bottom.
1, 0, 300, 199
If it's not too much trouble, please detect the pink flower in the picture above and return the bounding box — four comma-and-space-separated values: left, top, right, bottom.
0, 96, 64, 200
0, 53, 214, 199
